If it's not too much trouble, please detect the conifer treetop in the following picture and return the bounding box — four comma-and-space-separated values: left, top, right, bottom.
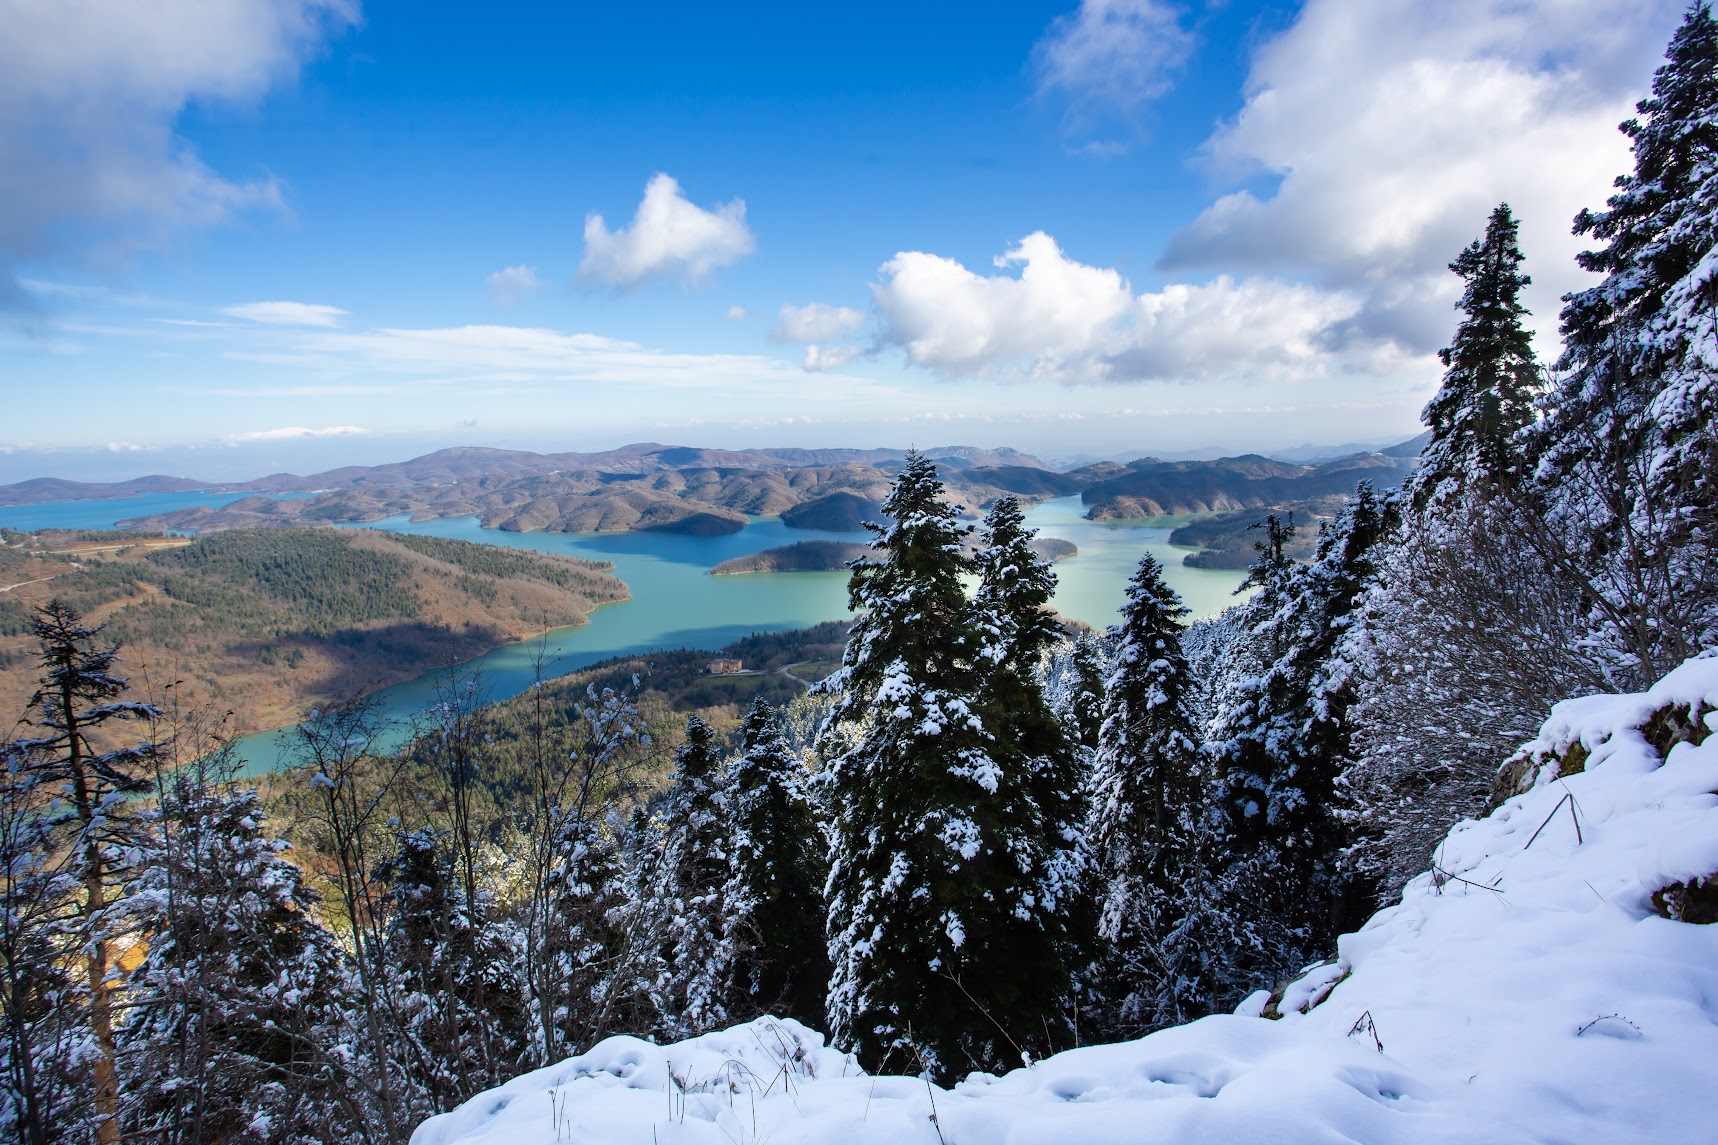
1416, 203, 1540, 508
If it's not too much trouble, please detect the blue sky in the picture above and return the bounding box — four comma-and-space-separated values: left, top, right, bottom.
0, 0, 1688, 481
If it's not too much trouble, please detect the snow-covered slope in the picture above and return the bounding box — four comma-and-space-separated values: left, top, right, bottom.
414, 657, 1718, 1145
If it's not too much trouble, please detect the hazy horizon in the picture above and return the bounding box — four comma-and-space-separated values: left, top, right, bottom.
0, 423, 1431, 487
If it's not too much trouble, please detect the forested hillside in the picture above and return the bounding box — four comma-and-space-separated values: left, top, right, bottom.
0, 526, 626, 732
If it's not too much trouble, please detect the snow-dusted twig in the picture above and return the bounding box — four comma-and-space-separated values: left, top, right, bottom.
1575, 1013, 1642, 1038
1347, 1010, 1384, 1053
1430, 865, 1506, 895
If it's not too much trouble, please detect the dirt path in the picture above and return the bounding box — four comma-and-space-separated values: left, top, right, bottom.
778, 661, 816, 690
0, 574, 61, 594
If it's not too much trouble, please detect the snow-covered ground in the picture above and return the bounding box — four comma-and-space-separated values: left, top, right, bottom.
414, 657, 1718, 1145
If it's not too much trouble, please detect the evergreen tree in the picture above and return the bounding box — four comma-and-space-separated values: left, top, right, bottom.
1211, 488, 1394, 970
1414, 203, 1540, 510
11, 602, 155, 1145
723, 699, 829, 1027
1086, 555, 1224, 1036
823, 452, 1071, 1083
652, 717, 734, 1039
972, 496, 1087, 1011
1054, 635, 1108, 755
1539, 2, 1718, 671
120, 775, 352, 1145
972, 495, 1061, 673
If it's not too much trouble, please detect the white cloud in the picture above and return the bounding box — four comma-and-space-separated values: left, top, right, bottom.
1033, 0, 1194, 144
486, 265, 545, 306
214, 322, 889, 401
104, 440, 151, 452
872, 231, 1386, 384
772, 302, 866, 343
225, 424, 371, 442
0, 0, 357, 297
1160, 0, 1686, 357
725, 304, 748, 321
221, 300, 349, 327
802, 344, 864, 373
579, 174, 754, 288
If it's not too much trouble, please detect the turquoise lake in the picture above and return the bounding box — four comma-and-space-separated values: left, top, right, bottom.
0, 491, 1247, 770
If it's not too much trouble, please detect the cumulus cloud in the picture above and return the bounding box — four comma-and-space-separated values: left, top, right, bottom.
579, 174, 755, 288
724, 304, 748, 321
1160, 0, 1685, 356
872, 231, 1386, 384
226, 425, 371, 442
772, 302, 866, 343
486, 265, 545, 306
1033, 0, 1194, 145
221, 300, 348, 327
0, 0, 357, 300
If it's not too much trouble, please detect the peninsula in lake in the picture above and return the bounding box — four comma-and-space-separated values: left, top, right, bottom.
0, 526, 625, 735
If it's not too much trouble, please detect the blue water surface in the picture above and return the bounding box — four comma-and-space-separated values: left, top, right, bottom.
0, 493, 1245, 771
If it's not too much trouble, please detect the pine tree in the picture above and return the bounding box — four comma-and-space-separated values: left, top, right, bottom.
1539, 2, 1718, 672
120, 773, 352, 1144
972, 495, 1061, 674
1210, 488, 1395, 970
723, 699, 829, 1026
1053, 635, 1108, 754
11, 602, 155, 1145
1086, 554, 1220, 1036
652, 716, 734, 1039
823, 452, 1071, 1082
1414, 203, 1541, 510
972, 496, 1086, 1033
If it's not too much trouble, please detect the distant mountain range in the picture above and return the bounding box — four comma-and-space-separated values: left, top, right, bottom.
0, 436, 1426, 538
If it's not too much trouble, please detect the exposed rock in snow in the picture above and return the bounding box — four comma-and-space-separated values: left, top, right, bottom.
414, 656, 1718, 1145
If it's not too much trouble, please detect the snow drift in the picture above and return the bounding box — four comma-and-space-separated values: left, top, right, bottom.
414, 657, 1718, 1145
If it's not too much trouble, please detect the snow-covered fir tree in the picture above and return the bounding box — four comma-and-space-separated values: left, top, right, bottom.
1336, 208, 1600, 898
822, 452, 1073, 1082
1049, 634, 1108, 755
1086, 554, 1228, 1037
650, 716, 735, 1039
722, 699, 829, 1027
972, 495, 1087, 1010
1413, 202, 1541, 510
1538, 0, 1718, 673
972, 495, 1062, 674
120, 775, 353, 1145
1210, 489, 1394, 969
11, 602, 156, 1145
